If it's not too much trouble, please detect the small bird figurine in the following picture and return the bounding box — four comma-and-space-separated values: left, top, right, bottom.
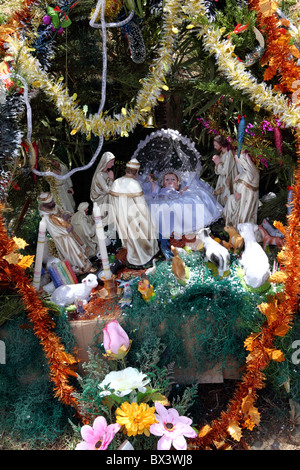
171, 246, 190, 286
117, 279, 134, 308
160, 239, 174, 261
145, 258, 157, 276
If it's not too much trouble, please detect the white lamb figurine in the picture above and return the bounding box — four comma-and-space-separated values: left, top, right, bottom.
197, 228, 230, 277
50, 273, 98, 307
237, 223, 270, 289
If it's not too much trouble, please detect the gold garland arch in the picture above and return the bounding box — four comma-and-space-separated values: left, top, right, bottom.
2, 0, 300, 449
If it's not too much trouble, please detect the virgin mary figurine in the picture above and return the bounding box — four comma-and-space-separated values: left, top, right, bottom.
90, 151, 115, 226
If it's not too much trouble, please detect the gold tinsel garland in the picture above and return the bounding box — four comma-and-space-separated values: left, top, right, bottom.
1, 0, 300, 449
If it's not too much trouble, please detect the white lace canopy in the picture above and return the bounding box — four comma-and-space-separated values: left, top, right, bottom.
130, 129, 202, 187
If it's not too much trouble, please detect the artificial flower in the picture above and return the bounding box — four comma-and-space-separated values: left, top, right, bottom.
102, 320, 131, 360
98, 367, 150, 397
150, 402, 197, 450
115, 402, 156, 437
75, 416, 120, 450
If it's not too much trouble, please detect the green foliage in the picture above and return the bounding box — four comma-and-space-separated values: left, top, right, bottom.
0, 310, 77, 444
121, 253, 263, 375
0, 293, 24, 327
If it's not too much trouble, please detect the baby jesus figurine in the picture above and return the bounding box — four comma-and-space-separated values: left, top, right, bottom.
143, 170, 223, 240
150, 172, 188, 195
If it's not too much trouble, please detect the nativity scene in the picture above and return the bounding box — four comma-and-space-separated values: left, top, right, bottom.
1, 0, 300, 453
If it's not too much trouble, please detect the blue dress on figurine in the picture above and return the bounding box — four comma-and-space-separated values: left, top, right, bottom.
141, 170, 223, 239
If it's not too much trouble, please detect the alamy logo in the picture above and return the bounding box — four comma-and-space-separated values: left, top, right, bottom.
0, 340, 5, 364
291, 340, 300, 365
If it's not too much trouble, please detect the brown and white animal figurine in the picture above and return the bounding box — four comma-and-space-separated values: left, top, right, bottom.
223, 224, 244, 253
262, 218, 284, 238
258, 225, 285, 251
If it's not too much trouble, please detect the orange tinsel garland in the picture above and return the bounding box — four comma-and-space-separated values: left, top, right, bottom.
0, 206, 79, 410
192, 0, 300, 449
249, 0, 300, 98
193, 143, 300, 449
0, 0, 39, 52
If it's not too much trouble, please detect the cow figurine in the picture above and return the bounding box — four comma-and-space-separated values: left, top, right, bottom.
197, 228, 230, 277
261, 217, 284, 238
258, 224, 285, 251
237, 223, 270, 289
50, 273, 98, 307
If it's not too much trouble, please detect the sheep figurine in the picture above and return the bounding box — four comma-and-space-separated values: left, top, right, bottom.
50, 273, 98, 307
197, 228, 230, 277
237, 223, 270, 289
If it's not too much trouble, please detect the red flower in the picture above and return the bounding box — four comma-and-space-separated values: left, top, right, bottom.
233, 23, 248, 34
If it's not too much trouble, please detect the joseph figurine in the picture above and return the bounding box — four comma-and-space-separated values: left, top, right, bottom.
38, 192, 92, 274
109, 159, 159, 268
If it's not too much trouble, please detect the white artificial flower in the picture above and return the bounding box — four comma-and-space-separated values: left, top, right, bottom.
98, 367, 150, 398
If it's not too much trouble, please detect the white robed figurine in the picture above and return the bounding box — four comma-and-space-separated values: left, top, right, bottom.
71, 202, 97, 258
143, 169, 223, 239
38, 192, 92, 274
224, 151, 260, 229
109, 159, 159, 268
90, 151, 115, 226
212, 135, 238, 207
48, 160, 76, 213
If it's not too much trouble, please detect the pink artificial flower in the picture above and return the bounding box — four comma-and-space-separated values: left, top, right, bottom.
75, 416, 120, 450
103, 320, 131, 360
150, 403, 197, 450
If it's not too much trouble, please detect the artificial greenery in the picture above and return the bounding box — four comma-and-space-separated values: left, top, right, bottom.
0, 309, 77, 444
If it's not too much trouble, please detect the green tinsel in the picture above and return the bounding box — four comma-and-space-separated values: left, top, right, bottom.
118, 252, 262, 380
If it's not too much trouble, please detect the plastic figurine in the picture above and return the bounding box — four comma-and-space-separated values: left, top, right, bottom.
47, 159, 76, 213
50, 273, 98, 307
145, 170, 223, 240
38, 192, 93, 274
71, 202, 97, 258
109, 159, 159, 269
212, 135, 238, 207
197, 228, 230, 278
171, 246, 190, 286
117, 278, 134, 308
237, 222, 270, 289
138, 273, 155, 301
224, 151, 260, 229
90, 151, 115, 227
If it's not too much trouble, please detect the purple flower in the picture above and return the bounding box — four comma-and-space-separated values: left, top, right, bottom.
261, 120, 273, 132
150, 403, 197, 450
42, 15, 52, 25
259, 156, 269, 168
75, 416, 121, 450
245, 123, 255, 136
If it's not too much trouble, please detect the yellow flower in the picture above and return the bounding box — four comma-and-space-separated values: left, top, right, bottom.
115, 402, 157, 437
